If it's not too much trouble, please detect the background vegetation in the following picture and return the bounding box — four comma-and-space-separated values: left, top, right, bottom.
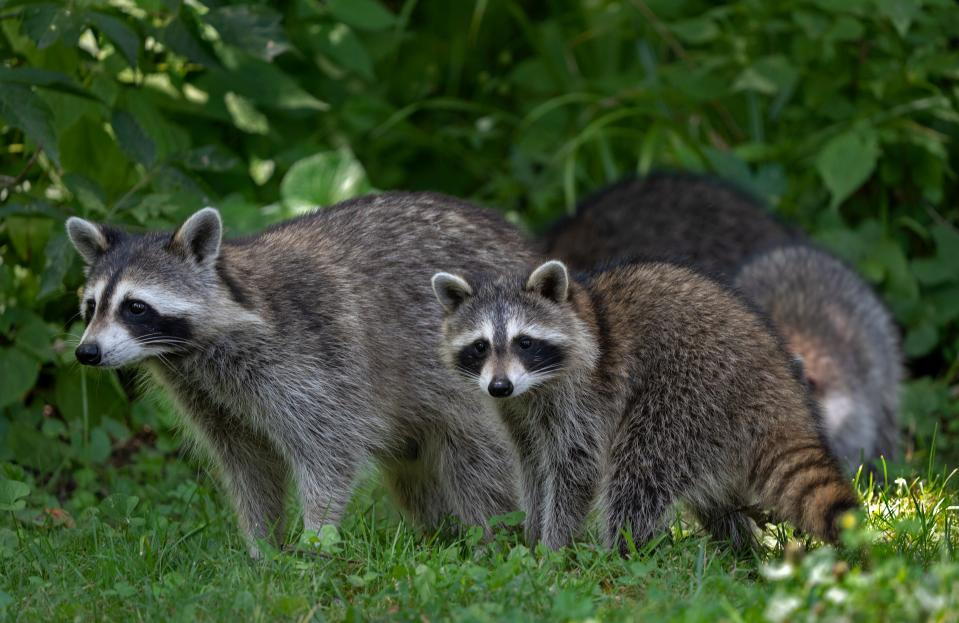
1, 0, 958, 620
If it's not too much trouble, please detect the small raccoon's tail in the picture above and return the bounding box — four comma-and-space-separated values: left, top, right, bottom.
749, 432, 859, 543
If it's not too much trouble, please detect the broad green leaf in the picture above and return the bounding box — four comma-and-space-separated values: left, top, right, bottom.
54, 367, 127, 426
281, 151, 371, 213
22, 3, 82, 49
670, 17, 719, 44
912, 257, 955, 287
732, 67, 778, 95
826, 15, 865, 41
4, 215, 53, 263
11, 310, 54, 362
38, 232, 72, 300
0, 479, 30, 512
224, 92, 269, 135
62, 173, 107, 215
904, 322, 938, 358
930, 284, 959, 325
877, 0, 918, 35
205, 5, 290, 62
59, 117, 136, 198
88, 11, 140, 67
313, 23, 374, 79
931, 224, 959, 267
0, 84, 60, 166
815, 127, 880, 208
199, 53, 328, 111
663, 66, 728, 101
111, 110, 156, 166
121, 90, 191, 161
326, 0, 396, 31
85, 427, 112, 463
158, 14, 221, 68
0, 67, 95, 100
183, 145, 239, 172
0, 347, 40, 408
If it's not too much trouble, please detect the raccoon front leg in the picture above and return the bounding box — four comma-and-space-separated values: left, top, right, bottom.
434, 416, 521, 535
283, 440, 366, 534
539, 419, 604, 550
189, 409, 290, 556
500, 417, 547, 544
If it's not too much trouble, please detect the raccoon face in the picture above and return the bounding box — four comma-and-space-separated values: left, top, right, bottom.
66, 208, 223, 368
433, 261, 577, 399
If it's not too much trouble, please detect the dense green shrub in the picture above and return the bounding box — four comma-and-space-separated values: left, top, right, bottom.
0, 0, 957, 481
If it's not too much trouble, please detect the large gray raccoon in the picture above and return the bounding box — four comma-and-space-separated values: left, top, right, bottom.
67, 192, 539, 555
544, 173, 903, 471
432, 260, 859, 553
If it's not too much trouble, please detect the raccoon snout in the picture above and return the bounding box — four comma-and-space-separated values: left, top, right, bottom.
75, 343, 102, 366
488, 377, 514, 398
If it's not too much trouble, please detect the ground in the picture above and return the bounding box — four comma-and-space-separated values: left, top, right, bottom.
2, 450, 958, 622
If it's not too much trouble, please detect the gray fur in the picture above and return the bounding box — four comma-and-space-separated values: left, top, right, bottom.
435, 260, 858, 554
735, 246, 902, 469
67, 192, 540, 555
544, 172, 903, 472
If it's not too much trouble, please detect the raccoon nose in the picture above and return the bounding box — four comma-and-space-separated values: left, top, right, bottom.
488, 377, 513, 398
75, 343, 101, 365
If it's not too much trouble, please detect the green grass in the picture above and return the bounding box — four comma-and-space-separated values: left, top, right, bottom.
3, 451, 959, 622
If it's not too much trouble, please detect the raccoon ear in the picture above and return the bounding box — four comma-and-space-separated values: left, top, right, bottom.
66, 217, 109, 265
432, 272, 473, 313
526, 260, 569, 303
172, 207, 222, 266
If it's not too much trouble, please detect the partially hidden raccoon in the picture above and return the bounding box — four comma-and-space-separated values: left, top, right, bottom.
67, 192, 539, 555
544, 172, 903, 472
432, 259, 859, 553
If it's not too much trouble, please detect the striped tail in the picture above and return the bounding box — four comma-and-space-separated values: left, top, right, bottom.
750, 433, 859, 542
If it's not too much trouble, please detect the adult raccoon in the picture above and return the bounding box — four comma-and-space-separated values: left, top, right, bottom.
67, 192, 539, 555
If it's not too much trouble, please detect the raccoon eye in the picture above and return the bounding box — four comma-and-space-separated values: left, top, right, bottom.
473, 340, 488, 354
126, 300, 147, 316
84, 299, 95, 320
517, 336, 533, 350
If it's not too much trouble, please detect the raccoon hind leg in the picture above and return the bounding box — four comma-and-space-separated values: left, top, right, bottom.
381, 434, 451, 533
687, 498, 759, 554
601, 425, 685, 556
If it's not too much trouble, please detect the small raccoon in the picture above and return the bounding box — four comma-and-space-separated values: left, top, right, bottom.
544, 172, 903, 472
432, 260, 859, 553
66, 192, 538, 555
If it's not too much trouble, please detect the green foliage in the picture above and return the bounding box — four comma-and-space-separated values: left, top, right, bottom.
1, 0, 954, 473
0, 1, 958, 616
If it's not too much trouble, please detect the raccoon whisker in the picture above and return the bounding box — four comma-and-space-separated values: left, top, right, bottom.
530, 365, 565, 376
454, 366, 481, 379
139, 337, 195, 348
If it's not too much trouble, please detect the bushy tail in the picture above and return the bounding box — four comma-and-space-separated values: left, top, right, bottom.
750, 432, 859, 542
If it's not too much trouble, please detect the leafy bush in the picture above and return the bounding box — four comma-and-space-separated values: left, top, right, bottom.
0, 0, 957, 480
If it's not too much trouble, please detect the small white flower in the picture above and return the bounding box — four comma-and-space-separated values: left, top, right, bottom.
765, 595, 802, 623
760, 562, 794, 581
825, 587, 848, 604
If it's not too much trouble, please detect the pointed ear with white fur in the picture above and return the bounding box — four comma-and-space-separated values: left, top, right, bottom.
171, 207, 222, 266
526, 260, 569, 303
432, 272, 473, 313
66, 217, 109, 265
